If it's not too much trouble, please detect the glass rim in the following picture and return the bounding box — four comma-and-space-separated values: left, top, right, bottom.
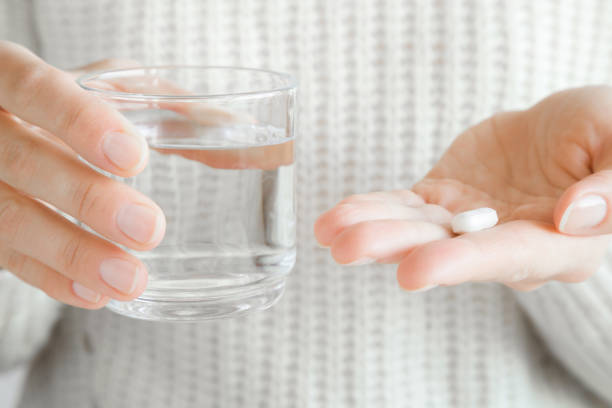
77, 65, 297, 101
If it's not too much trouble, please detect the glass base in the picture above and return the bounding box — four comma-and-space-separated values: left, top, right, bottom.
106, 276, 286, 322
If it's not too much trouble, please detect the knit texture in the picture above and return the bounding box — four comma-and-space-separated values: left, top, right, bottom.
1, 0, 612, 406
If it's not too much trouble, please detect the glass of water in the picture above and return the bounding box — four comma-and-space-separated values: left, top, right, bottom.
78, 66, 297, 321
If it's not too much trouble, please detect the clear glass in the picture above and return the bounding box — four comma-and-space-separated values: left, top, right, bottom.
78, 66, 297, 321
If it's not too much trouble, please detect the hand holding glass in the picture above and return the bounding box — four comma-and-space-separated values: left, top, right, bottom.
78, 66, 297, 321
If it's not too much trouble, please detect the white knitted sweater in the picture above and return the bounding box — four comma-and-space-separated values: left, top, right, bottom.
1, 0, 612, 407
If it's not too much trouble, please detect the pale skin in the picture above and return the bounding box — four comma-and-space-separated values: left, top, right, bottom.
0, 42, 164, 309
315, 86, 612, 291
0, 41, 291, 309
1, 40, 611, 309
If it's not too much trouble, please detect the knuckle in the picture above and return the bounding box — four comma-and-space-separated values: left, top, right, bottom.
56, 99, 89, 137
11, 62, 51, 112
334, 226, 369, 254
0, 196, 26, 240
71, 179, 100, 220
333, 203, 360, 221
352, 221, 380, 240
59, 234, 87, 274
5, 250, 26, 274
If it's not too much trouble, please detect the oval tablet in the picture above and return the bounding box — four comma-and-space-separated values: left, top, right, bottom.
451, 207, 498, 234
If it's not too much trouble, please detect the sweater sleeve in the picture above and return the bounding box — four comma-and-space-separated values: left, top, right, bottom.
515, 243, 612, 405
0, 271, 63, 372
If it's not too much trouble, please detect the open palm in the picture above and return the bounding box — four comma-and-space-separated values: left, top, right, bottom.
315, 87, 612, 291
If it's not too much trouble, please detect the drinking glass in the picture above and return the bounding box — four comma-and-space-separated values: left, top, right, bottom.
78, 66, 297, 321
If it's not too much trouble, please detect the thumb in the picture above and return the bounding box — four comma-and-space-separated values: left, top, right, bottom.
555, 170, 612, 235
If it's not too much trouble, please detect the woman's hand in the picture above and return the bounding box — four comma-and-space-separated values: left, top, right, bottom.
0, 41, 166, 308
315, 86, 612, 291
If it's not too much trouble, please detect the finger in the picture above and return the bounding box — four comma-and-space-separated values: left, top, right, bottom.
0, 113, 165, 249
154, 139, 294, 170
78, 67, 275, 168
0, 41, 148, 176
69, 58, 142, 77
413, 178, 495, 213
315, 199, 451, 246
396, 220, 609, 290
0, 246, 109, 309
0, 183, 148, 300
340, 190, 426, 206
329, 220, 451, 265
81, 70, 256, 126
555, 169, 612, 235
505, 281, 545, 291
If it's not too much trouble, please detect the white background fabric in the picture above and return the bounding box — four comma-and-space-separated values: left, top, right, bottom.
0, 366, 27, 408
1, 0, 612, 407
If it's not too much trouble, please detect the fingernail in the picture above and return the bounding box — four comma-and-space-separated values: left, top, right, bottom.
117, 203, 165, 244
99, 258, 142, 295
72, 282, 101, 303
559, 195, 607, 234
345, 257, 375, 266
102, 131, 147, 171
410, 284, 438, 293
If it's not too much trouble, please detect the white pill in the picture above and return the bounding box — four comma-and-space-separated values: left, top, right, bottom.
451, 207, 498, 234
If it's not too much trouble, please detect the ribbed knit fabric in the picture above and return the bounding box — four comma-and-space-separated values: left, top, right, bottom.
1, 0, 612, 406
